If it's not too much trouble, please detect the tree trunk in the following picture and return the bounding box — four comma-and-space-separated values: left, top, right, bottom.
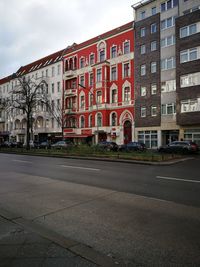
26, 113, 31, 150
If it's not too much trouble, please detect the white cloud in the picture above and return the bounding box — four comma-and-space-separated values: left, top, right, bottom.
0, 0, 136, 78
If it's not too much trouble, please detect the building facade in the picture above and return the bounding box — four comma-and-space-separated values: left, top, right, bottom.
0, 50, 64, 144
63, 22, 134, 145
132, 0, 200, 147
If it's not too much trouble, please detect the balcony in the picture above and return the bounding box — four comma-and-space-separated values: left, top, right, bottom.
64, 89, 77, 97
64, 69, 77, 80
65, 107, 77, 114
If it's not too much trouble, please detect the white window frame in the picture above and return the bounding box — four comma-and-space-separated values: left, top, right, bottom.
180, 23, 197, 38
140, 27, 146, 37
151, 41, 157, 51
151, 105, 157, 117
141, 44, 146, 54
161, 80, 176, 92
123, 40, 130, 54
151, 62, 157, 73
141, 107, 146, 117
161, 103, 176, 115
180, 47, 198, 63
141, 64, 146, 76
180, 72, 200, 88
151, 84, 157, 95
141, 86, 147, 96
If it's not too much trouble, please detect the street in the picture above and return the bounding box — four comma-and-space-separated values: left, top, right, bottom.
0, 153, 200, 266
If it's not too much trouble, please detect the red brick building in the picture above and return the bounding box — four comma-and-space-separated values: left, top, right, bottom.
63, 21, 134, 145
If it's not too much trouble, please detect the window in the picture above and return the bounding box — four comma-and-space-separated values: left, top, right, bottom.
161, 57, 175, 70
140, 11, 145, 19
161, 35, 175, 47
99, 49, 105, 62
52, 67, 55, 77
57, 64, 61, 75
160, 0, 178, 12
151, 62, 157, 73
90, 54, 95, 65
124, 87, 130, 102
96, 91, 102, 104
57, 99, 60, 108
152, 7, 156, 15
80, 95, 85, 109
57, 82, 60, 92
151, 23, 157, 33
123, 63, 130, 77
124, 41, 130, 54
151, 41, 157, 51
111, 66, 117, 81
80, 58, 85, 68
138, 130, 158, 148
97, 113, 102, 127
89, 115, 93, 127
51, 83, 54, 93
141, 86, 146, 96
161, 80, 176, 92
180, 24, 197, 38
111, 113, 117, 126
180, 47, 198, 63
46, 69, 48, 77
161, 16, 175, 30
161, 103, 176, 115
141, 65, 146, 76
80, 75, 85, 87
180, 72, 200, 88
151, 84, 157, 95
141, 44, 146, 54
89, 73, 94, 86
151, 106, 157, 116
181, 99, 199, 113
89, 93, 93, 107
80, 116, 85, 128
140, 27, 146, 37
96, 69, 102, 82
111, 89, 117, 103
51, 100, 55, 111
111, 46, 117, 58
141, 107, 146, 117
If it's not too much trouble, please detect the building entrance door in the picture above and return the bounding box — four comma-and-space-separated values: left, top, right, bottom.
124, 120, 132, 144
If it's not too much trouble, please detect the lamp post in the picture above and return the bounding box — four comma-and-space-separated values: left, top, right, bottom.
78, 83, 99, 144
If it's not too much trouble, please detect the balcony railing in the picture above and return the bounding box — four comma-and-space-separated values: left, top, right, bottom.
64, 69, 77, 80
64, 89, 77, 97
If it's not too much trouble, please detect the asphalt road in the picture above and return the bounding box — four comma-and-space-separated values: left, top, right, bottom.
0, 153, 200, 266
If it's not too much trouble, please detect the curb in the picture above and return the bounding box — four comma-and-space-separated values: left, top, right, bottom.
0, 207, 120, 266
0, 150, 194, 165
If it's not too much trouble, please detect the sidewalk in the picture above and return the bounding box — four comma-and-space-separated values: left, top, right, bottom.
0, 212, 119, 267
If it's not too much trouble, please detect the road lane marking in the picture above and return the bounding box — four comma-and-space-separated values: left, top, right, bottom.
156, 176, 200, 183
60, 165, 100, 171
12, 160, 32, 164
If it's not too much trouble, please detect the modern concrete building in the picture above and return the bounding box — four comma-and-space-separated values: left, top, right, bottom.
132, 0, 200, 148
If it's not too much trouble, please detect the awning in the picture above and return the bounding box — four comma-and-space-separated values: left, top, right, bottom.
64, 134, 94, 138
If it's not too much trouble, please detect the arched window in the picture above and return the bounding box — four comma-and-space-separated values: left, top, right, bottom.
80, 116, 85, 128
98, 41, 106, 62
111, 89, 117, 103
123, 87, 131, 102
89, 114, 93, 127
111, 113, 117, 126
97, 113, 102, 127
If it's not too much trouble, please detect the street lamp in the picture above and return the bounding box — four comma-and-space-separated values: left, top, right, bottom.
78, 83, 99, 144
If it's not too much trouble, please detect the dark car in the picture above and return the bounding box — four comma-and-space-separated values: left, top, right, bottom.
119, 141, 146, 152
158, 141, 199, 154
38, 141, 50, 149
51, 140, 73, 149
97, 141, 119, 152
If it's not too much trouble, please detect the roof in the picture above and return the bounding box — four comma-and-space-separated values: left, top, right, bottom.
0, 75, 12, 85
132, 0, 156, 10
63, 21, 134, 57
16, 48, 66, 76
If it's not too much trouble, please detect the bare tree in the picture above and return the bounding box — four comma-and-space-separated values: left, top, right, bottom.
7, 74, 48, 149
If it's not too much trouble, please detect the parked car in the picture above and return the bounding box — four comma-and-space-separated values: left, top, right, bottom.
38, 141, 50, 149
51, 140, 73, 149
158, 141, 199, 154
119, 141, 146, 152
97, 141, 119, 152
23, 140, 38, 148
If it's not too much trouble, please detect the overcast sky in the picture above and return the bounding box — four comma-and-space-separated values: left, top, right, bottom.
0, 0, 137, 79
